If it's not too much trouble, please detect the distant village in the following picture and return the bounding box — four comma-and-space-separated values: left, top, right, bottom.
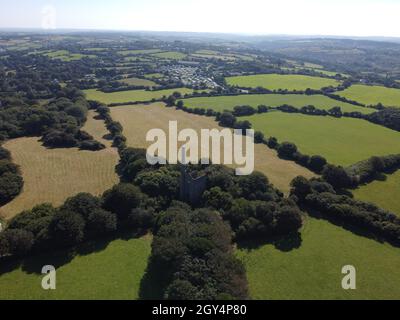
161, 65, 219, 89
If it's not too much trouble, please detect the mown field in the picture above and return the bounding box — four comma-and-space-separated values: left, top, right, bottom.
84, 88, 196, 105
338, 84, 400, 107
183, 94, 375, 114
0, 234, 151, 300
151, 51, 187, 60
243, 112, 400, 166
353, 171, 400, 216
0, 111, 119, 220
237, 216, 400, 300
226, 74, 341, 91
118, 77, 157, 87
110, 103, 314, 193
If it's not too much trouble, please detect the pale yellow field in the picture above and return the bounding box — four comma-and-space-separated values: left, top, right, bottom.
110, 103, 315, 193
0, 111, 119, 220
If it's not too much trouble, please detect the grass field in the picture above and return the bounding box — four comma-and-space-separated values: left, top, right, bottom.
282, 67, 349, 78
237, 216, 400, 300
242, 112, 400, 166
43, 50, 96, 61
183, 94, 375, 114
151, 51, 187, 60
337, 84, 400, 107
110, 103, 314, 193
84, 47, 107, 51
118, 77, 157, 87
84, 88, 196, 105
353, 171, 400, 216
117, 49, 162, 55
123, 56, 151, 62
0, 112, 119, 220
226, 74, 341, 91
0, 234, 151, 300
192, 50, 255, 61
191, 53, 236, 61
144, 73, 164, 79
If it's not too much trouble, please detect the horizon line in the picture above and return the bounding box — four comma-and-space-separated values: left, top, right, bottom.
0, 27, 399, 41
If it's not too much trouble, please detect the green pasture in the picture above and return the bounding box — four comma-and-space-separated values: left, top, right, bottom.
226, 74, 341, 90
84, 88, 196, 104
237, 217, 400, 300
183, 94, 375, 114
0, 235, 152, 300
243, 112, 400, 166
338, 84, 400, 107
353, 171, 400, 216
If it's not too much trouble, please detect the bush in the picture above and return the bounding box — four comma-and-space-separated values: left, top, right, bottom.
79, 140, 105, 151
322, 164, 353, 189
42, 130, 78, 148
0, 229, 34, 256
232, 105, 256, 117
304, 192, 400, 244
103, 183, 143, 220
165, 279, 199, 300
0, 147, 11, 160
346, 154, 400, 185
127, 208, 155, 229
62, 193, 102, 219
275, 206, 303, 234
0, 160, 19, 175
134, 167, 180, 201
7, 204, 55, 248
203, 187, 234, 211
0, 172, 23, 205
254, 131, 265, 144
277, 142, 298, 159
267, 137, 278, 149
86, 209, 117, 236
49, 210, 85, 246
308, 155, 327, 173
218, 112, 236, 128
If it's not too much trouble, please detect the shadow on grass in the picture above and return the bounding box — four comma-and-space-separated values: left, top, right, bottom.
237, 232, 302, 253
139, 260, 167, 300
0, 229, 146, 277
307, 208, 400, 248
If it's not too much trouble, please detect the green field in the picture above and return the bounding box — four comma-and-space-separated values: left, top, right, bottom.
226, 74, 341, 91
151, 51, 187, 60
84, 88, 196, 104
117, 49, 162, 56
123, 56, 151, 62
183, 94, 375, 114
84, 48, 107, 52
43, 50, 96, 61
353, 171, 400, 216
0, 235, 152, 300
192, 53, 236, 61
118, 77, 157, 87
243, 112, 400, 166
338, 84, 400, 107
237, 217, 400, 300
282, 67, 349, 78
144, 73, 164, 79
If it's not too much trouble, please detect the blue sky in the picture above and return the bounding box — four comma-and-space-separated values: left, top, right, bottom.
0, 0, 399, 37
